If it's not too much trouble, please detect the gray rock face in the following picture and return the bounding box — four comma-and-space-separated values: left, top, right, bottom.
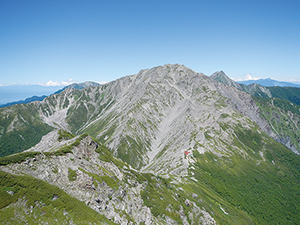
2, 64, 296, 166
31, 64, 283, 177
2, 64, 299, 224
1, 131, 215, 224
210, 70, 300, 154
210, 71, 243, 90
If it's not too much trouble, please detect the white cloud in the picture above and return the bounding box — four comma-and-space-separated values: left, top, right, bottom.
0, 84, 2, 86
234, 73, 261, 81
44, 80, 61, 86
97, 81, 108, 85
61, 78, 75, 86
39, 78, 75, 86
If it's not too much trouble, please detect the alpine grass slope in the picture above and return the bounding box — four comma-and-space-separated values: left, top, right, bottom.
0, 64, 300, 224
211, 71, 300, 154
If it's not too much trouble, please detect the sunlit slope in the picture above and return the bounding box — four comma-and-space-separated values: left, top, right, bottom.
0, 130, 220, 224
1, 125, 300, 224
2, 64, 298, 164
211, 71, 300, 154
0, 103, 53, 157
0, 170, 114, 225
183, 121, 300, 224
79, 64, 272, 173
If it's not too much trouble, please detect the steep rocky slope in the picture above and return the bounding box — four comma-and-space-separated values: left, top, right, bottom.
254, 97, 300, 154
68, 64, 276, 174
1, 127, 300, 224
2, 64, 298, 169
1, 130, 218, 225
210, 71, 245, 91
1, 64, 300, 224
210, 71, 300, 154
0, 103, 53, 157
210, 70, 272, 98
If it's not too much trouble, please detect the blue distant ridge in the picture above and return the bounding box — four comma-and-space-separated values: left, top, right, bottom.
0, 95, 47, 108
0, 81, 100, 108
238, 78, 300, 88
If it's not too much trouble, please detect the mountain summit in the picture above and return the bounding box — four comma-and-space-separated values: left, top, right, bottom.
210, 70, 244, 90
1, 64, 300, 224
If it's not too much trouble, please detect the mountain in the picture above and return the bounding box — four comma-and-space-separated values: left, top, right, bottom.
211, 71, 300, 106
267, 86, 300, 106
1, 128, 300, 224
0, 95, 48, 108
210, 71, 273, 98
53, 81, 101, 94
0, 85, 63, 105
211, 71, 300, 155
1, 64, 300, 224
0, 130, 218, 224
210, 71, 245, 91
0, 81, 101, 108
238, 78, 300, 88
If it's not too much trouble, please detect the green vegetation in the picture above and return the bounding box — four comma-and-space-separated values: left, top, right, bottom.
117, 137, 142, 169
0, 104, 53, 157
68, 168, 77, 181
141, 174, 188, 222
0, 170, 114, 224
66, 102, 88, 133
0, 132, 89, 164
0, 124, 53, 157
254, 96, 300, 115
0, 151, 41, 166
178, 176, 255, 224
64, 89, 116, 134
57, 129, 75, 141
79, 168, 119, 189
45, 133, 89, 157
52, 166, 58, 174
268, 86, 300, 106
72, 133, 88, 146
93, 137, 126, 169
190, 126, 300, 224
254, 96, 300, 153
52, 145, 73, 156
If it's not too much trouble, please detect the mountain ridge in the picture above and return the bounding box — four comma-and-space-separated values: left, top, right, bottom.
35, 64, 281, 174
0, 130, 218, 224
210, 70, 300, 155
1, 64, 300, 224
0, 81, 101, 108
238, 78, 300, 87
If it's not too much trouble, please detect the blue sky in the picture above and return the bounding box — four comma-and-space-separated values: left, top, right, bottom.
1, 0, 300, 86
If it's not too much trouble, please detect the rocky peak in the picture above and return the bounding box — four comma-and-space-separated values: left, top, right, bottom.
1, 64, 300, 224
210, 70, 243, 90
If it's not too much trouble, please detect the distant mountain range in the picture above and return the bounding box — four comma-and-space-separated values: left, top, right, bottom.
0, 82, 100, 108
0, 95, 48, 108
1, 65, 300, 224
0, 85, 62, 106
238, 78, 300, 88
211, 71, 300, 106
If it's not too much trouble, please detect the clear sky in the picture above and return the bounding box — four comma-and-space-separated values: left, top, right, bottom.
1, 0, 300, 86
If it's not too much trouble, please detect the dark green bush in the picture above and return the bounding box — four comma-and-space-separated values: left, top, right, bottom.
68, 168, 77, 181
57, 129, 75, 141
0, 170, 113, 224
0, 152, 41, 166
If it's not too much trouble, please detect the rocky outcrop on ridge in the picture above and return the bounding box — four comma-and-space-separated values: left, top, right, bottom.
1, 130, 216, 225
